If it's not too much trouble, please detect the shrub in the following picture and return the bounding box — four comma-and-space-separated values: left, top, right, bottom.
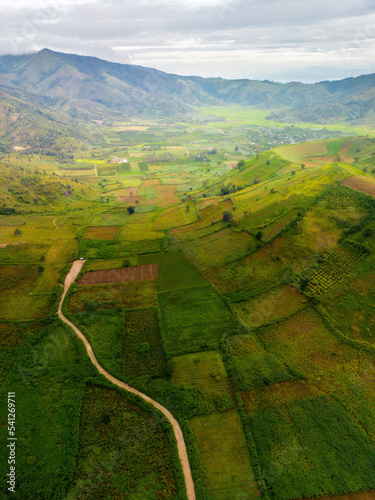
214, 392, 235, 412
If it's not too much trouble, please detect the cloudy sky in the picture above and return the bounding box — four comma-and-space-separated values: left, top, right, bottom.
0, 0, 375, 82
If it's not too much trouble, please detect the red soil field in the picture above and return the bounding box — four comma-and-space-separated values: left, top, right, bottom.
77, 264, 158, 285
83, 226, 121, 240
343, 176, 375, 197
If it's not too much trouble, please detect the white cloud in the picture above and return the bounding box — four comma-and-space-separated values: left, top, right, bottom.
0, 0, 374, 81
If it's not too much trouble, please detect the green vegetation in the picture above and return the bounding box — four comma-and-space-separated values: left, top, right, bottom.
139, 251, 207, 291
158, 285, 237, 355
2, 101, 375, 500
246, 396, 375, 499
66, 385, 182, 499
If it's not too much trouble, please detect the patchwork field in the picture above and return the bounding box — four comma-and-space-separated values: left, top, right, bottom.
1, 116, 375, 500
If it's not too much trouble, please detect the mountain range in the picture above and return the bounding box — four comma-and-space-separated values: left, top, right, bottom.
1, 48, 375, 148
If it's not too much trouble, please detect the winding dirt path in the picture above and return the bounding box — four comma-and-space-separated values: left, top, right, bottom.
58, 260, 196, 500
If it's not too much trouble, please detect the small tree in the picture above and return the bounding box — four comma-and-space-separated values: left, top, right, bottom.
14, 228, 22, 236
127, 206, 135, 214
222, 211, 233, 224
300, 276, 310, 291
301, 163, 305, 170
136, 342, 150, 354
255, 230, 263, 241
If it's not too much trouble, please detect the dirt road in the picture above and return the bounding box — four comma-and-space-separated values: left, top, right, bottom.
58, 260, 196, 500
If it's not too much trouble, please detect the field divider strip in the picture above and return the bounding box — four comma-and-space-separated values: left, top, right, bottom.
58, 259, 196, 500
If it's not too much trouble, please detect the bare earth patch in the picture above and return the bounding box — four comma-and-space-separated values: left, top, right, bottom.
343, 175, 375, 197
78, 264, 158, 285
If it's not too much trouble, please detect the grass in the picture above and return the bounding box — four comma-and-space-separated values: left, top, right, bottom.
172, 351, 232, 407
85, 257, 138, 271
185, 228, 256, 270
191, 412, 260, 500
275, 140, 329, 163
258, 307, 364, 384
73, 310, 124, 375
0, 293, 55, 320
158, 284, 237, 355
0, 243, 50, 264
0, 264, 40, 295
230, 350, 293, 391
139, 251, 207, 292
153, 204, 198, 230
89, 213, 129, 226
233, 286, 307, 329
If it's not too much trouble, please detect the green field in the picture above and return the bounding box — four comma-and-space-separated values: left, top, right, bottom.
1, 112, 375, 500
139, 251, 207, 291
191, 412, 260, 500
158, 285, 237, 355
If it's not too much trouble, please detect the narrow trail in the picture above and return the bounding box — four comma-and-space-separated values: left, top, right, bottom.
58, 260, 196, 500
182, 144, 190, 156
94, 164, 98, 177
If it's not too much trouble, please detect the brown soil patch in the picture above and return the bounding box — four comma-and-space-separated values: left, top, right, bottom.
117, 195, 147, 204
78, 264, 158, 285
343, 176, 375, 197
83, 226, 121, 240
143, 178, 161, 186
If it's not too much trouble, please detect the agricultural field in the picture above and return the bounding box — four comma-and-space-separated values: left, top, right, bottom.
66, 385, 182, 499
158, 285, 237, 355
191, 412, 260, 500
1, 111, 375, 500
